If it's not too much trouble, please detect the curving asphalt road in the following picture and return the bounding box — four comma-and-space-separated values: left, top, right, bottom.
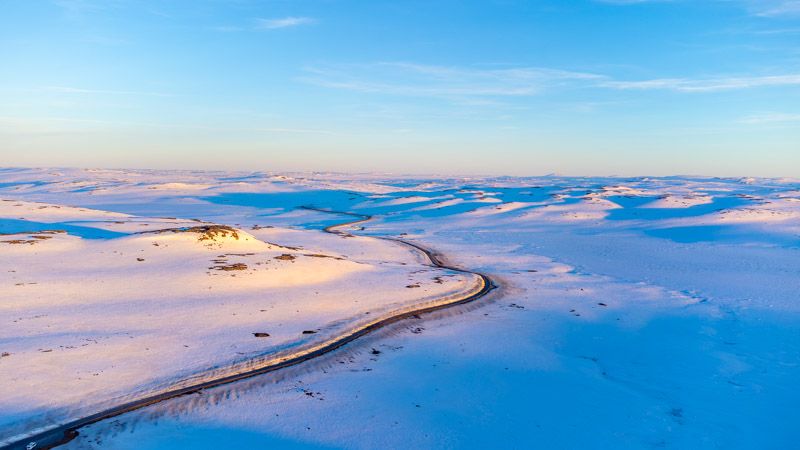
2, 208, 496, 450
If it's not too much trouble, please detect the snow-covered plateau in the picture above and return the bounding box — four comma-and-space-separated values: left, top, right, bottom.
1, 168, 798, 449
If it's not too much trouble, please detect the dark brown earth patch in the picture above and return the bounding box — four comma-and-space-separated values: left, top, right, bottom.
303, 253, 344, 260
210, 263, 248, 271
152, 225, 240, 241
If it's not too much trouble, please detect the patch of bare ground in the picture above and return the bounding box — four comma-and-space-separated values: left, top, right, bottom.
263, 241, 302, 251
192, 226, 239, 241
0, 229, 65, 237
1, 231, 64, 245
1, 239, 38, 245
152, 225, 240, 241
303, 253, 344, 260
210, 263, 248, 271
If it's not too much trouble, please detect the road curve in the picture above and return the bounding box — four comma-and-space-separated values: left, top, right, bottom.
2, 208, 497, 450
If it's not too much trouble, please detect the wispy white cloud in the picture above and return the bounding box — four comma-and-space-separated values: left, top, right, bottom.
602, 74, 800, 92
596, 0, 800, 17
300, 63, 603, 98
749, 0, 800, 17
212, 16, 316, 33
743, 27, 800, 35
301, 62, 800, 98
41, 86, 173, 97
256, 16, 316, 30
740, 112, 800, 124
52, 0, 110, 13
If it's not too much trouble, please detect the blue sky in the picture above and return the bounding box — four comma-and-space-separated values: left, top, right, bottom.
1, 0, 798, 176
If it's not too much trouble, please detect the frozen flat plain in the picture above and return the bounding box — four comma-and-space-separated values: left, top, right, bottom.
1, 168, 798, 449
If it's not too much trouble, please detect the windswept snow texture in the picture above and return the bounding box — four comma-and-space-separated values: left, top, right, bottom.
1, 168, 799, 449
0, 171, 477, 444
